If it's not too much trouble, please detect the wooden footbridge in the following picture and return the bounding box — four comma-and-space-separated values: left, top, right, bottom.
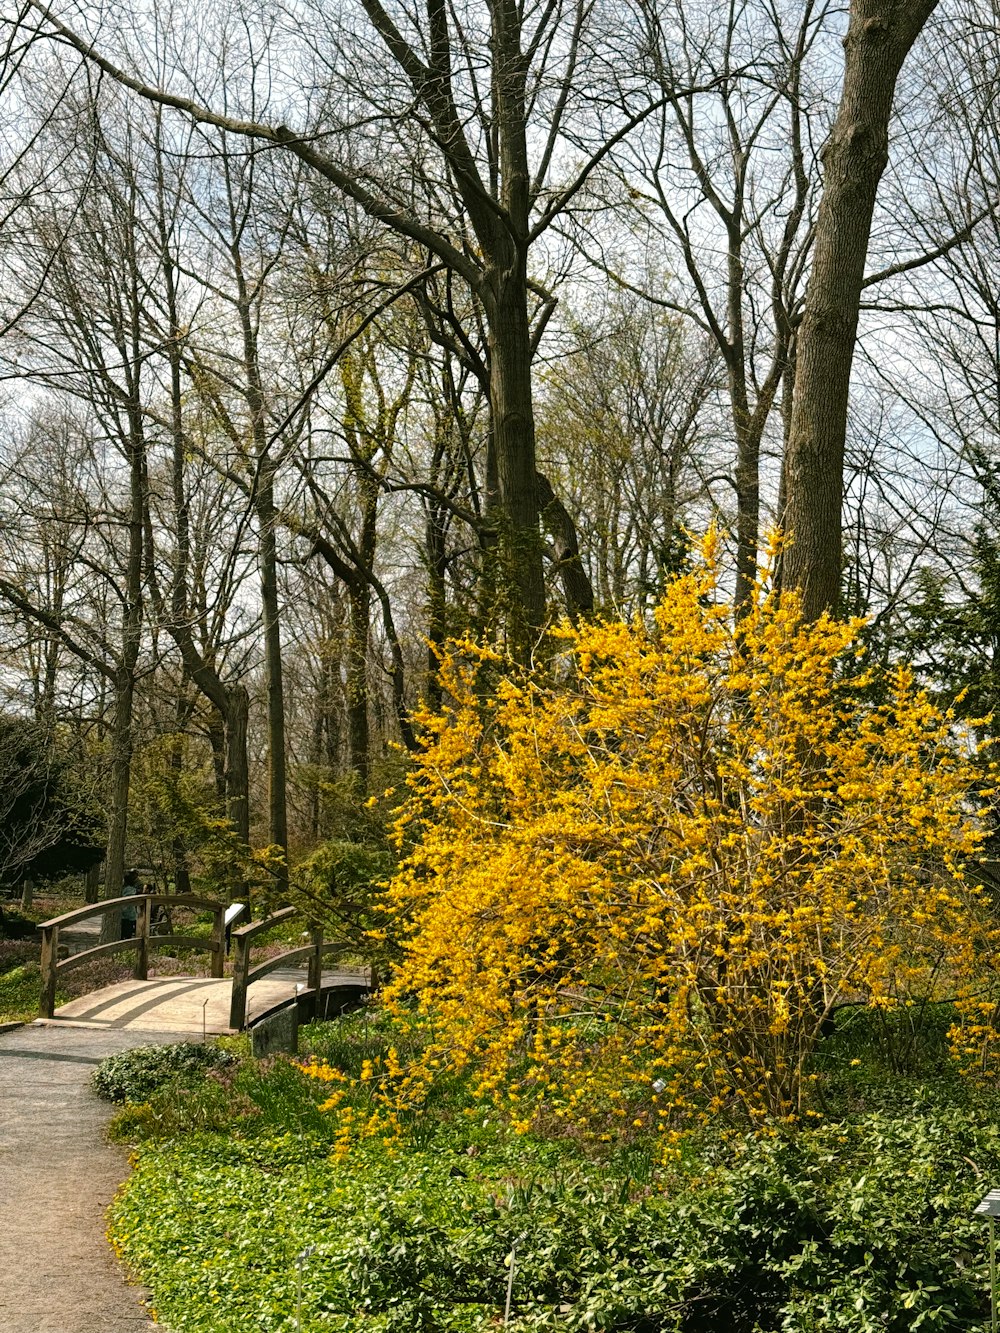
36, 895, 372, 1036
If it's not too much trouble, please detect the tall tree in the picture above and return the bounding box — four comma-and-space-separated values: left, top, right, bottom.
606, 0, 823, 610
26, 0, 668, 650
141, 112, 256, 844
781, 0, 939, 618
0, 108, 153, 919
304, 331, 418, 785
536, 292, 717, 612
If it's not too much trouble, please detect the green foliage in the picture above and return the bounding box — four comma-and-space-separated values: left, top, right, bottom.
0, 716, 103, 885
105, 1041, 336, 1144
92, 1042, 237, 1104
110, 1105, 1000, 1333
292, 837, 394, 954
903, 528, 1000, 725
128, 734, 282, 901
104, 1013, 1000, 1333
892, 513, 1000, 855
295, 765, 401, 847
304, 1009, 426, 1082
677, 1115, 993, 1331
0, 950, 48, 1022
810, 1003, 965, 1117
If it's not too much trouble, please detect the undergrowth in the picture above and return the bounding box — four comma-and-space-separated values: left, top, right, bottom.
95, 1005, 1000, 1332
0, 941, 49, 1022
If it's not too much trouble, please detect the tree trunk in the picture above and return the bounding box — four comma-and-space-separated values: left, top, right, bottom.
154, 143, 252, 853
84, 861, 100, 905
346, 580, 371, 787
257, 472, 288, 890
473, 424, 502, 638
101, 396, 145, 942
733, 416, 760, 616
207, 714, 227, 802
308, 643, 340, 839
101, 661, 137, 942
782, 0, 938, 619
224, 684, 251, 845
536, 471, 594, 620
169, 705, 191, 897
426, 503, 448, 709
485, 258, 545, 654
228, 197, 288, 889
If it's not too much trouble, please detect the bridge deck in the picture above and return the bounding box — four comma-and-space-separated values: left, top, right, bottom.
40, 968, 369, 1036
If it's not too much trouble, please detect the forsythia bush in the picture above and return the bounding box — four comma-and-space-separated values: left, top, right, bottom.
383, 538, 997, 1130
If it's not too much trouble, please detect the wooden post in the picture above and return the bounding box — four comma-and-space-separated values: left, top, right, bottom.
229, 931, 249, 1030
84, 862, 101, 904
134, 895, 149, 981
307, 925, 323, 996
210, 905, 225, 979
39, 924, 58, 1019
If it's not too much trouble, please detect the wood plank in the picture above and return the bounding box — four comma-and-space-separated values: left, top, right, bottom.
54, 939, 138, 972
246, 942, 347, 987
39, 927, 57, 1019
230, 905, 298, 944
38, 893, 226, 932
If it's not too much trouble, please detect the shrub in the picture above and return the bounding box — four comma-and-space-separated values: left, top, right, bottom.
93, 1041, 237, 1104
673, 1112, 994, 1331
107, 1077, 257, 1142
384, 536, 995, 1129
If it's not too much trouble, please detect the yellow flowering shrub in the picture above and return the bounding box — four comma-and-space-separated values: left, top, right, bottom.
382, 538, 996, 1131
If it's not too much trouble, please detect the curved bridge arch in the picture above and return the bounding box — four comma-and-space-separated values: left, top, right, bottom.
37, 898, 371, 1031
38, 894, 228, 1018
227, 906, 369, 1030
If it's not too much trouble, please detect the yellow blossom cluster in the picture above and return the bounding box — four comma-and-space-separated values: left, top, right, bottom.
294, 1058, 346, 1084
378, 536, 997, 1129
295, 1047, 433, 1156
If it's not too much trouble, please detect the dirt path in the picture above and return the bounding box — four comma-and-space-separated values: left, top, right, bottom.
0, 1023, 188, 1333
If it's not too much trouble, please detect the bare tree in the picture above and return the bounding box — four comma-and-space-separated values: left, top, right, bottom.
138, 112, 256, 843
25, 0, 675, 650
594, 0, 825, 610
301, 330, 417, 784
782, 0, 939, 618
3, 111, 155, 918
536, 291, 718, 612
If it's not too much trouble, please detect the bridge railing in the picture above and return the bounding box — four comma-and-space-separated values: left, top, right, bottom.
38, 894, 227, 1019
228, 909, 359, 1030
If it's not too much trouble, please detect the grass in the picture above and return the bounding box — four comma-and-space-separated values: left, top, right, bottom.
0, 896, 62, 1021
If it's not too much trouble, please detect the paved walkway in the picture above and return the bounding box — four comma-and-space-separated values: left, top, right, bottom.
51, 967, 370, 1034
0, 969, 370, 1330
0, 1023, 183, 1333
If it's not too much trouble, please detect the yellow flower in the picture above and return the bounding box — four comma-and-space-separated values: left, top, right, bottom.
364, 538, 994, 1130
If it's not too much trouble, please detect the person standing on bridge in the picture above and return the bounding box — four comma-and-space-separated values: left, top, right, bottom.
120, 868, 140, 940
146, 880, 169, 935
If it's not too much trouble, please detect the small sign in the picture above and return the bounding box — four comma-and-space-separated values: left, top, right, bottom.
974, 1190, 1000, 1219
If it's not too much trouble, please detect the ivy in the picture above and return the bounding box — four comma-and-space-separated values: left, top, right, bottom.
110, 1095, 998, 1331
93, 1042, 238, 1104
